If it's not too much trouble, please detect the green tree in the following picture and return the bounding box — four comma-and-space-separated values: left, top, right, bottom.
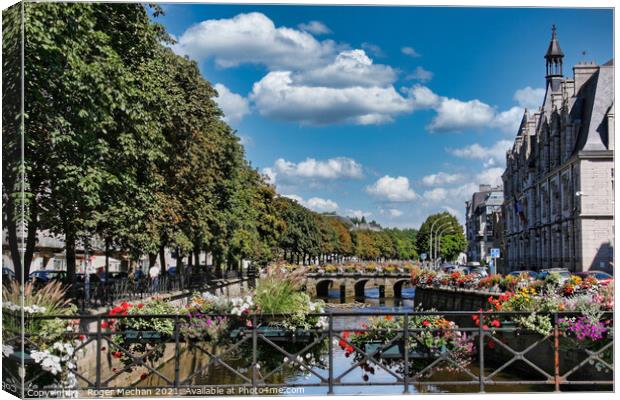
417, 212, 466, 262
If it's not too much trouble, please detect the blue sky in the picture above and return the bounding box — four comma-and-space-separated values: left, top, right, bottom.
155, 4, 612, 228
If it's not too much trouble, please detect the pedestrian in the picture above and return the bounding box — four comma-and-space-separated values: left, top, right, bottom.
149, 264, 160, 292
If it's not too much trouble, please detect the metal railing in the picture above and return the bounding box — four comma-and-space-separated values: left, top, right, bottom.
2, 310, 613, 396
71, 271, 252, 311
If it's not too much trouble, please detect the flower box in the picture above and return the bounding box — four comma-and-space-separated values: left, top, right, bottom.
229, 326, 314, 343
363, 342, 443, 360
122, 330, 167, 343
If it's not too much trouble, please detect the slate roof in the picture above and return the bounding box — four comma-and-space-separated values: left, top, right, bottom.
572, 59, 614, 153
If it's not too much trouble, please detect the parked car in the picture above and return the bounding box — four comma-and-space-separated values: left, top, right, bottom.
2, 267, 16, 283
508, 270, 538, 280
28, 270, 68, 284
537, 268, 571, 282
470, 266, 489, 278
574, 270, 614, 286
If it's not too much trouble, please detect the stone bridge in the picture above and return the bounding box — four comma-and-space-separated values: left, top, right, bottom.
305, 273, 413, 298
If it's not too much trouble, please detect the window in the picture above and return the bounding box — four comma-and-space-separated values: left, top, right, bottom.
561, 171, 571, 212
540, 183, 549, 221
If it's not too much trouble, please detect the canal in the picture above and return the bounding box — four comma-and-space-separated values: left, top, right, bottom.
139, 286, 556, 394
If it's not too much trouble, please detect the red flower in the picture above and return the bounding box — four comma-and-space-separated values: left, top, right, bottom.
345, 345, 354, 353
385, 315, 393, 321
112, 351, 122, 359
338, 339, 347, 349
137, 303, 144, 309
101, 322, 108, 329
491, 320, 501, 328
482, 325, 489, 331
487, 340, 496, 349
342, 331, 350, 339
422, 320, 431, 327
79, 335, 86, 341
355, 331, 363, 335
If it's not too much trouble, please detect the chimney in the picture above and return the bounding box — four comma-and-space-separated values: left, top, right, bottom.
573, 62, 599, 93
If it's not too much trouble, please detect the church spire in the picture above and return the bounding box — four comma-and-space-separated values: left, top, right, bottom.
545, 25, 564, 78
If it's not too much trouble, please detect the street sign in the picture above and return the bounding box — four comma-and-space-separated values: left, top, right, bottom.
420, 253, 427, 260
490, 248, 501, 258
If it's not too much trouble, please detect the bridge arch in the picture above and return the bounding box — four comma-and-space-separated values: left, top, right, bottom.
353, 279, 370, 298
316, 279, 334, 298
393, 279, 413, 298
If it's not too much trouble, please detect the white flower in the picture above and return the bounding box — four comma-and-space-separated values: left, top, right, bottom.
305, 353, 312, 359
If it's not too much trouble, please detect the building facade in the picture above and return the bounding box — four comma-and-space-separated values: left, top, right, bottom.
503, 26, 614, 273
465, 185, 504, 264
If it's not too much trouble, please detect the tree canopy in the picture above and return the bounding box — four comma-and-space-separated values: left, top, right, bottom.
3, 2, 464, 288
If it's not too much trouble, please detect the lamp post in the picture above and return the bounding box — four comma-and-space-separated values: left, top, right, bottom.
429, 215, 450, 267
435, 227, 456, 267
433, 222, 452, 267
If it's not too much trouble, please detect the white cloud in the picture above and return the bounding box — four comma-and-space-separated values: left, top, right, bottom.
267, 157, 363, 185
492, 106, 524, 134
173, 13, 338, 70
429, 98, 496, 132
283, 194, 339, 212
380, 208, 403, 217
405, 84, 441, 109
293, 49, 397, 88
346, 209, 372, 219
405, 85, 523, 133
361, 42, 385, 58
401, 46, 421, 57
366, 175, 418, 202
213, 83, 250, 125
422, 172, 464, 186
514, 86, 545, 110
475, 168, 504, 187
422, 188, 448, 202
448, 140, 513, 167
262, 167, 277, 185
306, 197, 339, 212
250, 71, 411, 125
442, 206, 462, 221
297, 20, 331, 35
406, 66, 433, 82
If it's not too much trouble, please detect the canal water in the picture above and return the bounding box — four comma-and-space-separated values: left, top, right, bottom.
139, 285, 556, 394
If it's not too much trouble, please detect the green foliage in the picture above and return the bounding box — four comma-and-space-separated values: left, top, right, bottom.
416, 212, 466, 261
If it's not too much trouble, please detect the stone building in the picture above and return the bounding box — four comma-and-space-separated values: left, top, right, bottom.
503, 26, 614, 273
465, 185, 504, 264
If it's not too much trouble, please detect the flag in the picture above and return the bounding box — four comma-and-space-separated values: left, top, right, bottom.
514, 195, 527, 225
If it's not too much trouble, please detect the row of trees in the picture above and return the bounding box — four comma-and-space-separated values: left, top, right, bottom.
2, 3, 466, 290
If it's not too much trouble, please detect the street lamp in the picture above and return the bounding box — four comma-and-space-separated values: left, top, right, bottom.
433, 222, 452, 266
435, 227, 456, 267
429, 215, 450, 266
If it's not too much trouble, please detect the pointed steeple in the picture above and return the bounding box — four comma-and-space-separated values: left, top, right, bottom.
545, 25, 564, 78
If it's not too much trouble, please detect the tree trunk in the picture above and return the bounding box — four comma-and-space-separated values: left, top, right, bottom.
176, 247, 184, 281
159, 245, 166, 275
22, 206, 38, 279
148, 252, 157, 268
65, 229, 77, 298
5, 204, 22, 283
194, 244, 200, 270
105, 239, 110, 279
